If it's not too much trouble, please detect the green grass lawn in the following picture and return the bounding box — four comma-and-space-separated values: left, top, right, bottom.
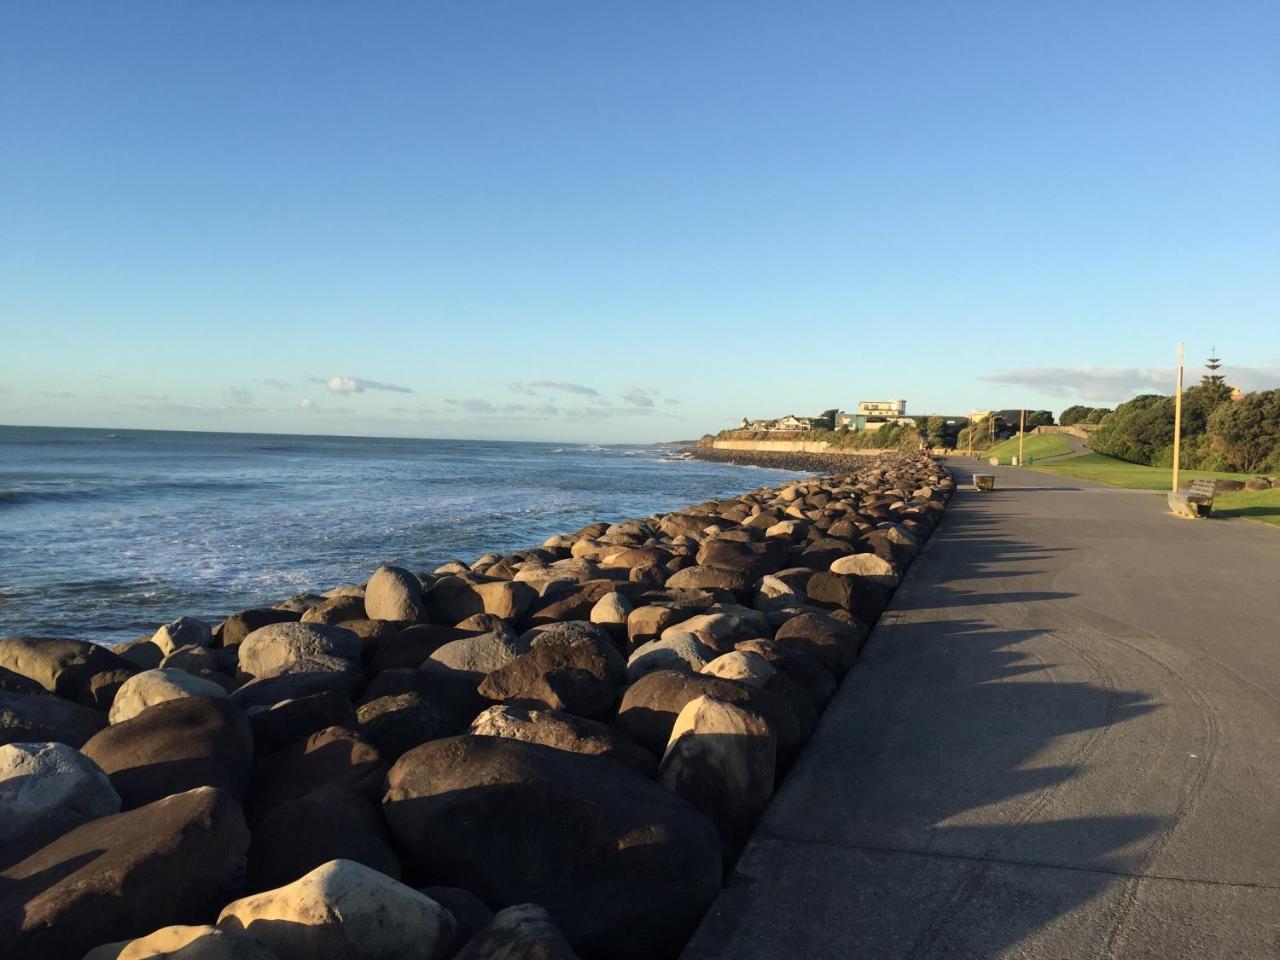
1028, 453, 1280, 526
980, 433, 1074, 464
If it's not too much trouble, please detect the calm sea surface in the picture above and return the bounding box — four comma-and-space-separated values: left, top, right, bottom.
0, 426, 802, 644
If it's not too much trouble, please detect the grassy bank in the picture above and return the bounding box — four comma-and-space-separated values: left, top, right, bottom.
1029, 453, 1280, 526
980, 433, 1074, 464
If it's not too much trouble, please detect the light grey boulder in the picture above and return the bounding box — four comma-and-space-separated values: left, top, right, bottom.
237, 623, 361, 680
217, 858, 454, 960
627, 632, 715, 683
364, 565, 425, 622
829, 552, 900, 586
589, 592, 632, 625
152, 618, 213, 657
108, 669, 227, 724
0, 741, 120, 844
470, 704, 657, 777
700, 651, 776, 688
82, 924, 277, 960
659, 695, 777, 854
427, 631, 530, 683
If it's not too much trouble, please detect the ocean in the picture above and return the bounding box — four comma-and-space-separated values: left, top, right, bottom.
0, 426, 803, 644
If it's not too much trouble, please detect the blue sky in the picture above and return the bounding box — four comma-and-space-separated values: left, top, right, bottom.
2, 2, 1277, 441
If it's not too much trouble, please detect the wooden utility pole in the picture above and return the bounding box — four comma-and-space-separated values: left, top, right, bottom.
1019, 409, 1026, 465
1172, 342, 1185, 493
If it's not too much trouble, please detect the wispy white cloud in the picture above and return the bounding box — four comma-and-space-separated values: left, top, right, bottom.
984, 362, 1280, 402
622, 386, 655, 408
301, 397, 352, 414
311, 376, 411, 395
262, 378, 291, 390
41, 390, 75, 399
225, 387, 255, 407
509, 380, 602, 400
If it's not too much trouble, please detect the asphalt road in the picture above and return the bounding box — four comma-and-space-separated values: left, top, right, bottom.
683, 460, 1280, 960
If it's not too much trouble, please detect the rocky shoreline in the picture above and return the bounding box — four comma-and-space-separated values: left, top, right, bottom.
690, 445, 885, 473
0, 453, 953, 960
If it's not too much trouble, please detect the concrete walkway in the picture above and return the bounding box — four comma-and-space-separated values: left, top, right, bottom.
683, 461, 1280, 960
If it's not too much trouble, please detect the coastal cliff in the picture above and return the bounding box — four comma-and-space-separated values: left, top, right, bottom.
0, 453, 952, 960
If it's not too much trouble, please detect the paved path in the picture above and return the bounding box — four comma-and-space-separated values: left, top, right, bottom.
1031, 433, 1092, 462
683, 461, 1280, 960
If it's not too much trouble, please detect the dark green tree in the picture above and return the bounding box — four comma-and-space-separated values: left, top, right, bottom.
1207, 390, 1280, 472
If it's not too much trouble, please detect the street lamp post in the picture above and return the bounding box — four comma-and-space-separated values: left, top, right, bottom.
1172, 343, 1185, 493
1019, 409, 1026, 465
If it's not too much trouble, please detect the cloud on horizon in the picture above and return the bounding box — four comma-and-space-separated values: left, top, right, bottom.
622, 386, 655, 408
509, 380, 604, 401
311, 376, 411, 395
983, 362, 1280, 402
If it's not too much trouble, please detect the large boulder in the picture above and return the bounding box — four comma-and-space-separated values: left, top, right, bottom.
229, 669, 358, 714
217, 859, 453, 960
237, 623, 361, 680
249, 725, 386, 824
477, 643, 618, 719
300, 595, 369, 626
84, 926, 276, 960
152, 618, 213, 657
0, 741, 120, 846
627, 633, 715, 682
356, 689, 475, 760
658, 695, 776, 854
83, 696, 254, 809
0, 637, 137, 710
829, 551, 900, 586
420, 887, 493, 959
108, 668, 228, 724
0, 689, 105, 747
615, 669, 808, 761
426, 631, 529, 683
0, 787, 250, 960
247, 783, 401, 893
470, 704, 657, 776
700, 650, 776, 688
664, 565, 752, 595
246, 690, 359, 752
216, 608, 300, 649
427, 577, 537, 625
383, 736, 721, 958
805, 570, 894, 627
771, 610, 865, 676
735, 638, 836, 708
454, 904, 580, 960
363, 565, 426, 622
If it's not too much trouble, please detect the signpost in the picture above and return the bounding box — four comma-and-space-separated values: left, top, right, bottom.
1019, 409, 1026, 465
1172, 343, 1185, 494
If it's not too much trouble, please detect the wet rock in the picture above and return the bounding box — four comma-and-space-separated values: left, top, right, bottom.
0, 689, 105, 747
364, 565, 427, 622
470, 703, 657, 776
218, 859, 453, 960
0, 786, 250, 960
659, 695, 776, 854
109, 668, 228, 724
84, 695, 254, 809
0, 741, 120, 846
383, 736, 720, 959
0, 636, 137, 710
